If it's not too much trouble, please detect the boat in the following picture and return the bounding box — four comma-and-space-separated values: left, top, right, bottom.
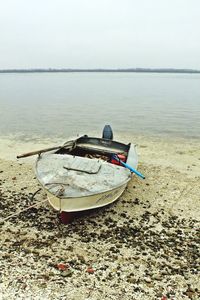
34, 126, 140, 214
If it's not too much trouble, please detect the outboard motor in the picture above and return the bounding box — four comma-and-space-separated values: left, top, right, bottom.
102, 125, 113, 140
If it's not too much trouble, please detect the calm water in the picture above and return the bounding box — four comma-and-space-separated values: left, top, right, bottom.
0, 73, 200, 139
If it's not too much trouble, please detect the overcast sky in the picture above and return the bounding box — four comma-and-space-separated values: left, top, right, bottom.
0, 0, 200, 69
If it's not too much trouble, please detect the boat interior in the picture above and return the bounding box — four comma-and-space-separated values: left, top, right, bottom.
56, 136, 130, 163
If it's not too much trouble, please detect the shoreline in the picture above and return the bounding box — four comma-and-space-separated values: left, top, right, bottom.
0, 133, 199, 299
0, 133, 199, 177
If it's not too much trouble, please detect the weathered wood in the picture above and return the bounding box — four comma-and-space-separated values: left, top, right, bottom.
17, 139, 76, 159
17, 146, 62, 159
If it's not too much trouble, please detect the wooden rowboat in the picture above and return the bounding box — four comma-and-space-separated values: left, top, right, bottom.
35, 131, 139, 213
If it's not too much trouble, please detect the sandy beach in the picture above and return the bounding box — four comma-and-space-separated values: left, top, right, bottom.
0, 134, 199, 300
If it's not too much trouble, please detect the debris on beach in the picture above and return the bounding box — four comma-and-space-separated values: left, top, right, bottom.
86, 267, 95, 274
56, 263, 69, 271
0, 150, 200, 299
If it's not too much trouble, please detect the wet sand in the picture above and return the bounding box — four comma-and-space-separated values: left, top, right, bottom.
0, 134, 199, 299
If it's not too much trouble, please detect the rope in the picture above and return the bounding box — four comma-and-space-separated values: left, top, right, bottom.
0, 198, 48, 224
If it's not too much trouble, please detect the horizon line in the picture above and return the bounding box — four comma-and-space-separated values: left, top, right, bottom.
0, 67, 200, 74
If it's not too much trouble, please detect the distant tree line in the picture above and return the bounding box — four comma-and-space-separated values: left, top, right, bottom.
0, 68, 200, 74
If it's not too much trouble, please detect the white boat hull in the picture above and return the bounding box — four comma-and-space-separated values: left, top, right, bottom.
35, 135, 138, 213
46, 181, 130, 212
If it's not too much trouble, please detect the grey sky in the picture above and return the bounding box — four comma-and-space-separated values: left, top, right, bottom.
0, 0, 200, 69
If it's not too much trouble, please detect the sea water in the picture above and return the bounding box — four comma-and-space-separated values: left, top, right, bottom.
0, 72, 199, 139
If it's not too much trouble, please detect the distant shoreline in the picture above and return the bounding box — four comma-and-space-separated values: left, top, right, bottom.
0, 68, 200, 74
